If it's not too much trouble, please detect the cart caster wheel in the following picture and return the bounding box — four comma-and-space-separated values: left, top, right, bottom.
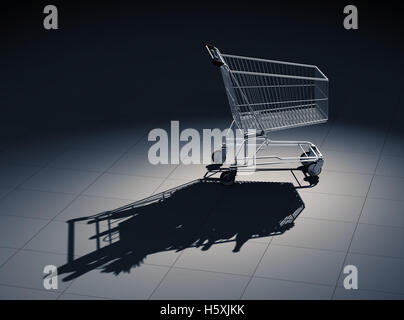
307, 159, 323, 177
212, 149, 226, 164
220, 170, 236, 186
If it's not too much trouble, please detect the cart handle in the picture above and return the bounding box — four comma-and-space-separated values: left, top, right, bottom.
205, 43, 225, 67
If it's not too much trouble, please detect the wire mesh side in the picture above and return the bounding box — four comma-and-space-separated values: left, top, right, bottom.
219, 54, 328, 131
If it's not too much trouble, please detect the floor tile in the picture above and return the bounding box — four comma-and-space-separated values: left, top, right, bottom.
322, 150, 379, 174
67, 127, 145, 153
268, 123, 330, 148
0, 189, 75, 220
107, 147, 177, 178
369, 175, 404, 201
375, 155, 404, 178
0, 119, 402, 300
49, 149, 123, 172
143, 250, 183, 267
271, 218, 356, 252
321, 123, 386, 155
151, 268, 249, 300
24, 220, 103, 257
0, 248, 17, 266
337, 253, 404, 294
0, 143, 66, 167
21, 168, 100, 194
0, 250, 72, 292
382, 132, 404, 158
300, 171, 372, 197
58, 293, 108, 300
65, 264, 169, 299
350, 224, 404, 258
0, 216, 48, 248
299, 193, 364, 223
83, 173, 163, 201
0, 164, 41, 188
175, 241, 268, 276
152, 178, 191, 195
333, 287, 404, 300
55, 195, 131, 223
255, 245, 346, 286
242, 277, 333, 300
360, 198, 404, 228
0, 285, 60, 300
168, 164, 209, 180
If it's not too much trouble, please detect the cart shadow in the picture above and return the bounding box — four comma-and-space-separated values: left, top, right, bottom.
58, 174, 316, 282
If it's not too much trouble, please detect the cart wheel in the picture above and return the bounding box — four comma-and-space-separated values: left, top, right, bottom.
212, 149, 226, 164
307, 161, 322, 177
220, 170, 236, 186
300, 151, 315, 166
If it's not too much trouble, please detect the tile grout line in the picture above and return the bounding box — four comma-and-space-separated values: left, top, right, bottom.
0, 165, 59, 206
146, 202, 212, 300
149, 164, 182, 196
1, 119, 402, 299
146, 251, 186, 300
147, 179, 241, 300
12, 165, 404, 202
299, 189, 404, 203
330, 143, 387, 299
0, 128, 145, 298
0, 282, 117, 300
130, 163, 184, 300
54, 130, 149, 299
330, 91, 401, 299
11, 168, 404, 203
261, 242, 404, 260
238, 238, 274, 300
0, 146, 72, 270
1, 125, 206, 299
253, 117, 335, 299
4, 231, 404, 270
318, 118, 336, 150
290, 216, 404, 231
2, 254, 404, 299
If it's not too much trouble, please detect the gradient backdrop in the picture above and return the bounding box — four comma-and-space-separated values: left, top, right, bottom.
0, 0, 403, 300
2, 1, 403, 131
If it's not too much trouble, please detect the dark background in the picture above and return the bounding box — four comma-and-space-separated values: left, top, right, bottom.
1, 0, 403, 134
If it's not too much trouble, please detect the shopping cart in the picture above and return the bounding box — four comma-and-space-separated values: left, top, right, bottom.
205, 44, 329, 185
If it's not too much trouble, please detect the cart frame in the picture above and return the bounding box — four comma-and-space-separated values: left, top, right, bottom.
205, 44, 329, 184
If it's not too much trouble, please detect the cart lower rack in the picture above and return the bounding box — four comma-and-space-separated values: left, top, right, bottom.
205, 44, 329, 185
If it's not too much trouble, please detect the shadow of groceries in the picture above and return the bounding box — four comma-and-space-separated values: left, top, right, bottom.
58, 173, 317, 282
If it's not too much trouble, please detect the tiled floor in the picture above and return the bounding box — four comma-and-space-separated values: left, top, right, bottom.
0, 118, 403, 300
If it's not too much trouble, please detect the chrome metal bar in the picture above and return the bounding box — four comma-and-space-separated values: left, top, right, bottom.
231, 70, 328, 82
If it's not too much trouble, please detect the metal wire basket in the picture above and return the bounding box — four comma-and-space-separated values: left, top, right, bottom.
205, 44, 329, 184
